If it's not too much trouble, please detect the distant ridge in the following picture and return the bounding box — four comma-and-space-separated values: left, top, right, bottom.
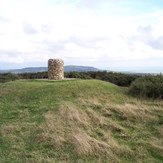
0, 65, 99, 73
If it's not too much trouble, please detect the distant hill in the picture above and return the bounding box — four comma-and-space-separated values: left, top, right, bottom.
0, 65, 99, 73
64, 65, 99, 72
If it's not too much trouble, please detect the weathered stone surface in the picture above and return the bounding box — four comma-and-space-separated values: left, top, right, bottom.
48, 59, 64, 80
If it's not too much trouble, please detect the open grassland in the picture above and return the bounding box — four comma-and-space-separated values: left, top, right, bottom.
0, 79, 163, 162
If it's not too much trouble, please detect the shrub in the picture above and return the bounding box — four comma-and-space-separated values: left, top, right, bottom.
19, 72, 48, 79
100, 72, 139, 86
19, 71, 140, 86
64, 72, 92, 79
65, 71, 140, 86
0, 73, 19, 83
129, 75, 163, 99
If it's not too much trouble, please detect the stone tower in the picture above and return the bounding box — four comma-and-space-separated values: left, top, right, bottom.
48, 59, 64, 80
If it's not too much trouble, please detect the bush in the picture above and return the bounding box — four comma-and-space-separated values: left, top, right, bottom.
64, 72, 92, 79
65, 71, 140, 86
19, 71, 140, 86
0, 73, 19, 83
19, 72, 48, 79
100, 72, 139, 86
129, 75, 163, 99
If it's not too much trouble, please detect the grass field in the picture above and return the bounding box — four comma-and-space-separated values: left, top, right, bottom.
0, 79, 163, 162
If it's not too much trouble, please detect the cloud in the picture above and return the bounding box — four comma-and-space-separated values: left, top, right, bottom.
23, 22, 39, 35
148, 36, 163, 50
136, 25, 163, 50
0, 16, 9, 23
137, 25, 152, 34
75, 0, 107, 8
41, 24, 53, 33
62, 36, 111, 49
0, 49, 24, 63
41, 40, 66, 54
0, 0, 163, 69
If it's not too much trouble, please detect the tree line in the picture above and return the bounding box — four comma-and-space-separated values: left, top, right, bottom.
1, 71, 162, 99
0, 71, 147, 86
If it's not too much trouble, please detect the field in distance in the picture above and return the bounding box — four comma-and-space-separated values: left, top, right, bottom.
0, 79, 163, 162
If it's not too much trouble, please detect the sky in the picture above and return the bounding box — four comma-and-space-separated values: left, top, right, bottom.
0, 0, 163, 70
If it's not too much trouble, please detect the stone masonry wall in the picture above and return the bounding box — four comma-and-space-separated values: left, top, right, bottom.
48, 59, 64, 80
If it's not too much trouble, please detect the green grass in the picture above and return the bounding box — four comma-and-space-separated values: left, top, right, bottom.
0, 79, 163, 163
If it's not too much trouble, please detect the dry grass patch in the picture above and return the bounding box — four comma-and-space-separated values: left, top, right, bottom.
102, 108, 112, 117
78, 97, 103, 109
158, 125, 163, 136
39, 104, 90, 147
60, 105, 89, 127
85, 108, 107, 127
38, 111, 66, 147
1, 124, 20, 135
72, 132, 109, 155
109, 103, 155, 122
150, 138, 163, 153
72, 131, 132, 162
1, 122, 36, 136
38, 103, 132, 159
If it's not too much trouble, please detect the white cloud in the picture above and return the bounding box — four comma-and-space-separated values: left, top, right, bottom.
0, 0, 163, 69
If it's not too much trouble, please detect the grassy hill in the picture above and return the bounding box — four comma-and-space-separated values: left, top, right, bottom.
0, 79, 163, 162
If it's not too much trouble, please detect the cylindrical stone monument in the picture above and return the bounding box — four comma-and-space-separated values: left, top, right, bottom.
48, 59, 64, 80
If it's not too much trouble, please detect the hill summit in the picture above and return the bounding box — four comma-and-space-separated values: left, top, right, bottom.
0, 79, 163, 162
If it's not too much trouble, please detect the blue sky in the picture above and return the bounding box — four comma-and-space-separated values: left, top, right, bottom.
0, 0, 163, 70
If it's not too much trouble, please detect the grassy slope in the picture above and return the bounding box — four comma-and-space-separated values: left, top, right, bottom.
0, 79, 163, 163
